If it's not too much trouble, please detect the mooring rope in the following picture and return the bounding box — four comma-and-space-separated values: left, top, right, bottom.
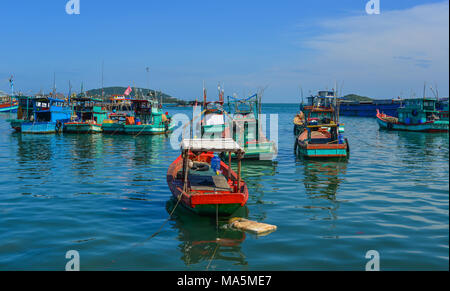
134, 192, 183, 246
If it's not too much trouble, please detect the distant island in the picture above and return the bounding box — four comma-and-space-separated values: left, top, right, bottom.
342, 94, 373, 102
85, 86, 192, 105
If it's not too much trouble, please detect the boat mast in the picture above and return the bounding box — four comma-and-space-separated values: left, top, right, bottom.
101, 61, 104, 100
9, 75, 14, 117
53, 72, 56, 97
68, 80, 72, 104
203, 80, 207, 109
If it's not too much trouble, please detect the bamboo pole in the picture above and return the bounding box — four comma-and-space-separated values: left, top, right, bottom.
237, 151, 242, 193
228, 151, 232, 181
182, 150, 189, 193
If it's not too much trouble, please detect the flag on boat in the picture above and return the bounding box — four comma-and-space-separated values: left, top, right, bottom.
124, 86, 132, 96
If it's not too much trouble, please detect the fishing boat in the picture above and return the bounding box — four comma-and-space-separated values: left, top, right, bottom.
19, 97, 71, 134
222, 93, 277, 160
6, 96, 35, 132
294, 90, 345, 136
102, 112, 128, 134
0, 96, 18, 113
376, 98, 449, 132
64, 97, 108, 133
295, 90, 349, 159
123, 99, 173, 135
1, 77, 18, 112
167, 138, 248, 216
197, 85, 229, 139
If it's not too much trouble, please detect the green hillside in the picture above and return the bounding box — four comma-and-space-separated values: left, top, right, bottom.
342, 94, 373, 102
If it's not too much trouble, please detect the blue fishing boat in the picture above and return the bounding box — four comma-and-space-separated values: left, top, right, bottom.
20, 97, 72, 134
376, 98, 449, 132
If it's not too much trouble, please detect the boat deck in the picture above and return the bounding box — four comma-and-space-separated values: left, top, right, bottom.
177, 164, 232, 192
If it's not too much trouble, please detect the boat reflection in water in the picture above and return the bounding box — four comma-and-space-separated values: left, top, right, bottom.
396, 131, 449, 160
166, 198, 249, 268
239, 160, 277, 221
298, 159, 348, 222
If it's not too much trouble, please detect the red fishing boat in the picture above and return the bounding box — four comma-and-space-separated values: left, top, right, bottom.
167, 138, 248, 216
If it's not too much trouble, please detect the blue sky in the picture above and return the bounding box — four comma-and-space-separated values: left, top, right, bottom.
0, 0, 448, 102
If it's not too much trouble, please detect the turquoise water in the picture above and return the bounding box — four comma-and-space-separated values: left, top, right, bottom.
0, 104, 448, 271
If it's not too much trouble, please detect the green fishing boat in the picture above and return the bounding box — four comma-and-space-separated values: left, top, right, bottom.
377, 98, 449, 132
222, 93, 277, 160
295, 90, 349, 159
123, 99, 173, 135
64, 97, 108, 133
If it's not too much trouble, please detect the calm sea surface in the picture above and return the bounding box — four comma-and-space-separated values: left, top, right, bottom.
0, 104, 448, 270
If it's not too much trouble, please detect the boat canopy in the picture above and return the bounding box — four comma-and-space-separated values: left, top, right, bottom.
181, 138, 243, 153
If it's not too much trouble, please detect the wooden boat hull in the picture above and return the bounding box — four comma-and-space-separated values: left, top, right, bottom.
167, 153, 248, 216
102, 123, 125, 134
21, 122, 59, 134
222, 141, 277, 160
296, 130, 349, 159
376, 111, 449, 132
0, 104, 18, 113
64, 122, 103, 133
297, 143, 348, 158
124, 123, 174, 135
7, 118, 24, 132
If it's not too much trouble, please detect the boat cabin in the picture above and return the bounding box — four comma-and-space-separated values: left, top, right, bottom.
71, 97, 108, 124
131, 99, 163, 125
227, 94, 261, 145
397, 98, 440, 125
31, 97, 71, 123
201, 101, 227, 138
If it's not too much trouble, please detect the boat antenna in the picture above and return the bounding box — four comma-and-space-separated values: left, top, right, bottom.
203, 80, 207, 108
8, 75, 14, 117
53, 72, 56, 96
423, 82, 427, 99
68, 80, 72, 103
430, 85, 438, 100
299, 85, 304, 104
9, 75, 14, 97
146, 67, 150, 91
101, 60, 104, 100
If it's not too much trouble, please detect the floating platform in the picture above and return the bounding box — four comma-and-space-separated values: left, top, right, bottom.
229, 217, 277, 236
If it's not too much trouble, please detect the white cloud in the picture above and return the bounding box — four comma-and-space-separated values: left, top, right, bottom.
295, 1, 449, 98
